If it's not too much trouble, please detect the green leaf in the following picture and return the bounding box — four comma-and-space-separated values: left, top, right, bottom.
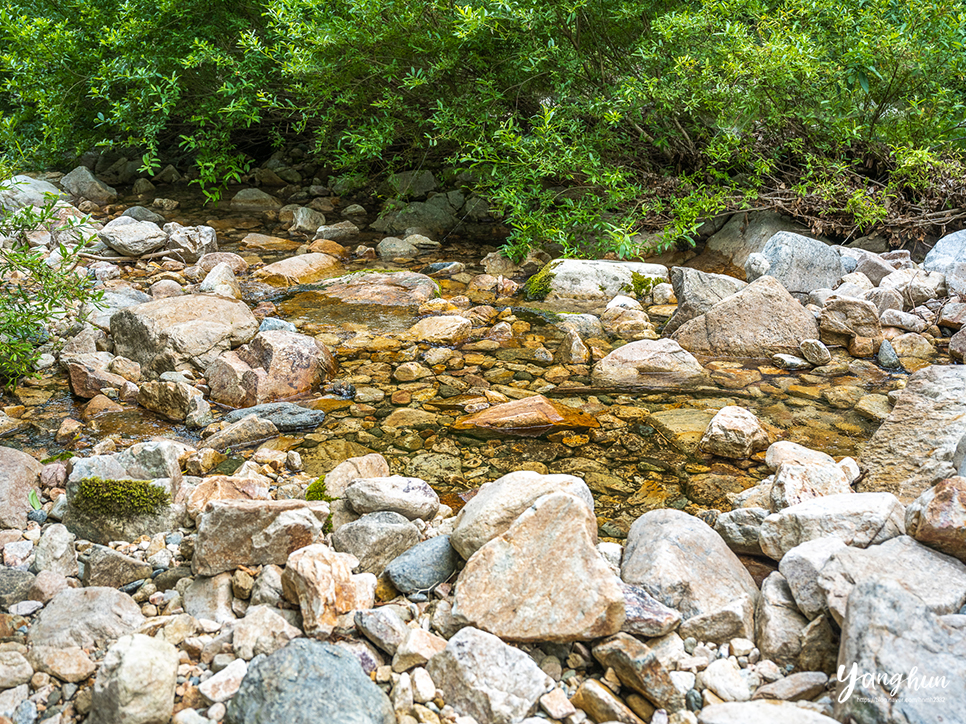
28, 489, 41, 511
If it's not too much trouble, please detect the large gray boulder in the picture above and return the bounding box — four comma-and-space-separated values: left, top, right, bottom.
817, 535, 966, 625
700, 210, 817, 275
923, 229, 966, 276
834, 580, 966, 724
225, 639, 394, 724
111, 294, 259, 378
162, 222, 218, 263
61, 165, 117, 205
746, 231, 846, 300
672, 276, 820, 358
0, 175, 65, 211
664, 267, 747, 336
621, 509, 760, 642
859, 365, 966, 503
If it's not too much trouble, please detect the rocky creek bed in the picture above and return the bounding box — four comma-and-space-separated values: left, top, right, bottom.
0, 168, 965, 724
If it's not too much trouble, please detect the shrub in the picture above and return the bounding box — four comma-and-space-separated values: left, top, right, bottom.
0, 177, 102, 384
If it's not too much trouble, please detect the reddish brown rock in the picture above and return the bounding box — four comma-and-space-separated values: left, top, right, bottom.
240, 233, 299, 252
906, 477, 966, 563
452, 395, 599, 439
67, 361, 129, 398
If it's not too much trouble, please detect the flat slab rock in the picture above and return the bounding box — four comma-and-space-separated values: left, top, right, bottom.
308, 271, 438, 306
698, 700, 839, 723
858, 365, 966, 503
28, 587, 144, 649
451, 395, 600, 439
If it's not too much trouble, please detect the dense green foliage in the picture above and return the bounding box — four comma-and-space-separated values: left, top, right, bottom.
2, 0, 966, 257
0, 178, 102, 384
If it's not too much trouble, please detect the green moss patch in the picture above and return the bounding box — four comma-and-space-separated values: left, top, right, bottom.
523, 261, 560, 301
305, 477, 336, 502
74, 477, 171, 518
625, 272, 659, 299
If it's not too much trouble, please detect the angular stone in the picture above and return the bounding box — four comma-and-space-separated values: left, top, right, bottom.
769, 462, 853, 511
534, 259, 668, 302
621, 509, 760, 642
819, 297, 882, 349
280, 544, 375, 638
346, 476, 439, 521
451, 470, 593, 559
206, 330, 337, 407
755, 572, 807, 668
592, 339, 709, 389
67, 360, 129, 398
61, 165, 117, 205
620, 582, 682, 637
184, 573, 235, 624
905, 477, 966, 562
199, 658, 248, 703
765, 441, 835, 470
33, 523, 77, 578
859, 365, 966, 502
699, 406, 769, 459
879, 267, 946, 306
818, 535, 966, 625
392, 627, 448, 672
83, 545, 153, 588
111, 294, 259, 378
253, 253, 340, 286
455, 493, 624, 642
0, 447, 42, 529
193, 499, 330, 576
28, 587, 144, 648
426, 627, 552, 724
162, 222, 218, 263
199, 261, 242, 298
759, 492, 905, 560
923, 229, 966, 276
834, 580, 966, 724
778, 537, 847, 620
664, 267, 747, 336
747, 232, 846, 300
593, 633, 684, 711
88, 634, 179, 724
331, 511, 420, 576
452, 395, 600, 439
571, 678, 644, 724
137, 379, 211, 428
356, 607, 410, 656
0, 651, 31, 689
672, 276, 820, 358
186, 475, 271, 520
224, 639, 394, 724
698, 657, 753, 702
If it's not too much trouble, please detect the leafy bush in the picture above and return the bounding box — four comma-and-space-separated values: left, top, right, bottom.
0, 176, 102, 384
2, 0, 966, 257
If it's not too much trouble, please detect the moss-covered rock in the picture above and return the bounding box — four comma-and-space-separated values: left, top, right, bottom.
523, 260, 560, 301
74, 477, 171, 517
